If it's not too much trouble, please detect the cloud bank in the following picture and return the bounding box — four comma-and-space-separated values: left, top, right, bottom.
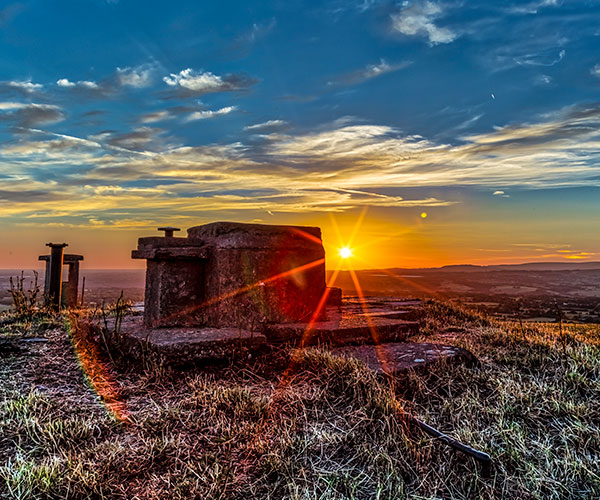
2, 104, 600, 227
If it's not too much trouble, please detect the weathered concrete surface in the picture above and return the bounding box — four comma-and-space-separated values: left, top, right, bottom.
187, 221, 322, 248
117, 316, 266, 365
329, 342, 477, 376
341, 297, 423, 321
264, 307, 418, 345
325, 287, 342, 308
188, 222, 326, 330
359, 310, 419, 321
142, 259, 206, 328
133, 222, 326, 329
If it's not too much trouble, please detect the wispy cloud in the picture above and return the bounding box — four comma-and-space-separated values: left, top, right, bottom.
0, 101, 30, 110
510, 243, 594, 260
513, 243, 571, 249
184, 106, 237, 122
55, 64, 155, 98
244, 120, 288, 131
55, 76, 117, 98
240, 19, 276, 44
117, 64, 154, 88
506, 0, 561, 15
534, 74, 553, 85
0, 101, 63, 127
57, 78, 99, 89
227, 18, 276, 55
514, 48, 565, 67
106, 126, 174, 152
391, 2, 458, 45
591, 64, 600, 78
557, 249, 596, 260
0, 79, 43, 95
138, 104, 206, 124
139, 110, 172, 124
163, 68, 256, 96
563, 253, 595, 260
56, 78, 75, 88
330, 59, 412, 86
2, 104, 600, 226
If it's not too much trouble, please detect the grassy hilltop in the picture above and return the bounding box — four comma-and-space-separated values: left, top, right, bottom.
0, 303, 599, 499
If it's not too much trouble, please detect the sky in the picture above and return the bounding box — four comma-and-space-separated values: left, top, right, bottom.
1, 0, 599, 269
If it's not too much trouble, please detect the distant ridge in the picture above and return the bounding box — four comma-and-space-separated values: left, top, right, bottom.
2, 262, 600, 274
380, 262, 600, 273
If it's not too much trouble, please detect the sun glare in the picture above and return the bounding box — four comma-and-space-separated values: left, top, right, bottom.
339, 246, 352, 259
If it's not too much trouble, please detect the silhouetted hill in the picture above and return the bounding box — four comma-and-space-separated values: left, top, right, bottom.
386, 262, 600, 273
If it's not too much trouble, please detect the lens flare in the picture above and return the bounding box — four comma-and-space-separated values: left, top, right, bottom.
339, 247, 352, 259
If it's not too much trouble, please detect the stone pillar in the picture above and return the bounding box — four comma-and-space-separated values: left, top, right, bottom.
65, 261, 80, 307
46, 243, 68, 310
42, 259, 50, 294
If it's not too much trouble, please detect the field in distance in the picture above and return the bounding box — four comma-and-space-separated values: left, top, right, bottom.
1, 262, 599, 322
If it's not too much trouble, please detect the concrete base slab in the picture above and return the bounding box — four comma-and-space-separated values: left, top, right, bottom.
344, 297, 423, 307
264, 308, 418, 345
329, 342, 476, 376
118, 316, 266, 365
341, 297, 423, 320
359, 310, 419, 321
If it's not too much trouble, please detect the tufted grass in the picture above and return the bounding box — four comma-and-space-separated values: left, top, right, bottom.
0, 303, 598, 499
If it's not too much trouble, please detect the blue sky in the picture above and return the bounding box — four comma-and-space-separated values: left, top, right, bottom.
1, 0, 600, 268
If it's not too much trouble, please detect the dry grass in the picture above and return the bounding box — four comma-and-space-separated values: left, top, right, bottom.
0, 301, 599, 499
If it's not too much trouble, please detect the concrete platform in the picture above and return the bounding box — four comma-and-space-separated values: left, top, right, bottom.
329, 342, 477, 376
264, 307, 418, 345
118, 316, 266, 365
341, 297, 423, 320
343, 297, 423, 308
359, 310, 419, 321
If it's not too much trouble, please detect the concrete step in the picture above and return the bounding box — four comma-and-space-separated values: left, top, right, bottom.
340, 298, 424, 320
343, 297, 423, 308
117, 316, 266, 365
264, 313, 419, 346
359, 310, 422, 321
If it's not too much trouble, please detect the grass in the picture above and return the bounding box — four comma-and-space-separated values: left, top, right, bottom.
0, 301, 598, 499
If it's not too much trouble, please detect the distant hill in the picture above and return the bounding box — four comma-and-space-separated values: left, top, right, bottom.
383, 262, 600, 273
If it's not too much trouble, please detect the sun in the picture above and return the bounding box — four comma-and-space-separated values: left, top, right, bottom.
339, 246, 352, 259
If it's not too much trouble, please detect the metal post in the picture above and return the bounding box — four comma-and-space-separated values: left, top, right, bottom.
158, 226, 180, 238
46, 243, 67, 310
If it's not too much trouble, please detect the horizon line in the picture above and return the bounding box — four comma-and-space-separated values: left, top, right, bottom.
2, 260, 600, 273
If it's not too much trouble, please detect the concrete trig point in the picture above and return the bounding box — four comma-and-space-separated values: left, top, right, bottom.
132, 222, 327, 329
120, 221, 475, 382
120, 221, 426, 365
39, 243, 83, 309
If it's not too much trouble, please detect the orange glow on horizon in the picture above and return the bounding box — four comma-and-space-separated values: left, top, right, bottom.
3, 206, 596, 269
